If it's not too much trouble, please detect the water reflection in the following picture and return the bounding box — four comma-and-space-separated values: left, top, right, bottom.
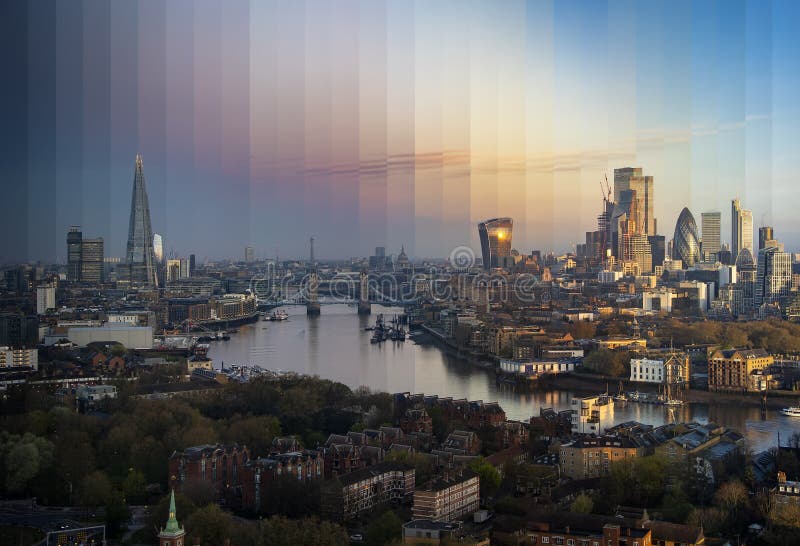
211, 304, 800, 453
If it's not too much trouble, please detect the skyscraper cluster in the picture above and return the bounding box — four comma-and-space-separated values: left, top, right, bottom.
66, 226, 104, 284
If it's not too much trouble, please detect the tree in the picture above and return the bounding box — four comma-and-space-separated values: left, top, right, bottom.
122, 469, 147, 505
185, 504, 232, 546
104, 490, 130, 536
0, 432, 54, 494
570, 493, 593, 514
569, 321, 596, 340
260, 516, 349, 546
366, 510, 402, 546
181, 478, 217, 508
221, 415, 281, 456
468, 457, 501, 499
80, 470, 113, 507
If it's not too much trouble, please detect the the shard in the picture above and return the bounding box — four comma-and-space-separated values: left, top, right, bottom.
126, 154, 158, 287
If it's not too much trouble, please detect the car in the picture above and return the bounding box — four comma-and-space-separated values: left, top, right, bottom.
349, 534, 364, 542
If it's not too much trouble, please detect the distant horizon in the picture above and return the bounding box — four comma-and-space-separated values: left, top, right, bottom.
3, 1, 800, 262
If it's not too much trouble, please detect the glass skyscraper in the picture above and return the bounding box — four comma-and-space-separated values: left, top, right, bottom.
672, 207, 699, 267
614, 167, 656, 236
126, 154, 158, 287
700, 211, 721, 261
478, 218, 513, 270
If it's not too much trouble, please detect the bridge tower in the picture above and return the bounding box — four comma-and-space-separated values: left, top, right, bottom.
358, 270, 371, 315
306, 271, 321, 315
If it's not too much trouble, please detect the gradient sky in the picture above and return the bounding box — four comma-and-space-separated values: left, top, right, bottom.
1, 0, 799, 264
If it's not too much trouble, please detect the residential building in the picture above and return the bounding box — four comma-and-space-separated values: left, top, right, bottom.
772, 471, 800, 507
570, 396, 614, 435
630, 353, 689, 385
559, 436, 641, 480
499, 359, 577, 378
529, 519, 651, 546
412, 470, 480, 522
708, 348, 774, 393
240, 451, 324, 512
0, 347, 38, 370
656, 423, 745, 483
402, 520, 488, 546
76, 384, 117, 411
321, 462, 415, 521
36, 283, 56, 315
0, 313, 39, 348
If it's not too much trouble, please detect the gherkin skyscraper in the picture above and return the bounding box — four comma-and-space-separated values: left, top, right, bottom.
126, 154, 158, 287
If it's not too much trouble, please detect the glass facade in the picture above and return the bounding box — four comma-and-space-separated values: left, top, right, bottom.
478, 217, 513, 270
672, 207, 699, 267
125, 155, 158, 287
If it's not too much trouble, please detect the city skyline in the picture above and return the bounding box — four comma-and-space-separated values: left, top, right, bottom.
3, 1, 800, 263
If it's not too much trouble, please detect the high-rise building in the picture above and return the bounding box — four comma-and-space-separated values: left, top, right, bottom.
758, 226, 774, 252
0, 313, 39, 348
735, 247, 757, 311
648, 235, 666, 269
478, 218, 513, 270
153, 234, 164, 263
756, 246, 792, 306
126, 155, 158, 287
731, 199, 753, 262
189, 254, 196, 276
80, 238, 104, 283
245, 246, 255, 263
672, 208, 700, 268
36, 283, 56, 315
67, 226, 82, 281
701, 212, 721, 261
614, 168, 656, 235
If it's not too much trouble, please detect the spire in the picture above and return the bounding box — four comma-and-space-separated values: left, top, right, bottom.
163, 489, 183, 534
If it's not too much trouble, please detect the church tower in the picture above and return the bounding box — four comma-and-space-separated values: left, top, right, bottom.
158, 490, 186, 546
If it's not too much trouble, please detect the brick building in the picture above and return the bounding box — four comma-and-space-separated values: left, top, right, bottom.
412, 470, 480, 522
559, 436, 641, 480
708, 348, 774, 393
169, 444, 250, 506
239, 450, 324, 512
321, 462, 415, 521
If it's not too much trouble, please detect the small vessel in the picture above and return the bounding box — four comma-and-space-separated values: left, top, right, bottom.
780, 407, 800, 417
269, 310, 289, 321
613, 381, 627, 404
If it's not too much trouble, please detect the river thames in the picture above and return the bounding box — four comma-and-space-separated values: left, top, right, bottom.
209, 304, 800, 453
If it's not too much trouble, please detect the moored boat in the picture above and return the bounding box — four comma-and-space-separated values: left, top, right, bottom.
780, 406, 800, 417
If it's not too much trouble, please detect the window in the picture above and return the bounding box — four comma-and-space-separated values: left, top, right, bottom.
542, 538, 549, 544
567, 540, 575, 546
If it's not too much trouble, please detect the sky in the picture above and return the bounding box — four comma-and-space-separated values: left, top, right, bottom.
1, 0, 799, 264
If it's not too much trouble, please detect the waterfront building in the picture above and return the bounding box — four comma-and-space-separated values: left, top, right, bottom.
158, 490, 186, 546
559, 436, 641, 479
570, 395, 614, 435
322, 462, 415, 521
657, 422, 745, 483
412, 470, 480, 522
756, 246, 792, 306
126, 154, 158, 287
630, 353, 689, 385
614, 167, 656, 235
478, 218, 513, 270
672, 208, 700, 267
499, 359, 576, 378
708, 348, 774, 393
701, 211, 721, 261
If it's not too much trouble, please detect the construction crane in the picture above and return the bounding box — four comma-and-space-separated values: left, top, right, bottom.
603, 174, 612, 202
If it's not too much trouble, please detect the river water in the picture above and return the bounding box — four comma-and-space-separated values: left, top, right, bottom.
209, 304, 800, 453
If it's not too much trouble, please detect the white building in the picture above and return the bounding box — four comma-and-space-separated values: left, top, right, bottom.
36, 284, 56, 315
0, 347, 38, 371
570, 395, 614, 434
499, 359, 576, 376
630, 358, 664, 383
67, 325, 153, 349
642, 288, 675, 313
598, 270, 623, 284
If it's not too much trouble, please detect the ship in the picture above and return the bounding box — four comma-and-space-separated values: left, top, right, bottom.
780, 406, 800, 417
268, 310, 289, 321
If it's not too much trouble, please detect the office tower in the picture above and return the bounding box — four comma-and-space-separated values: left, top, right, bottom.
629, 233, 653, 274
731, 199, 754, 262
672, 208, 700, 268
36, 283, 56, 315
180, 258, 190, 278
245, 246, 255, 263
700, 212, 721, 261
735, 247, 757, 311
0, 313, 39, 348
126, 154, 158, 287
478, 218, 513, 270
756, 246, 792, 306
166, 259, 181, 282
310, 237, 315, 264
758, 227, 774, 251
67, 226, 82, 281
153, 234, 164, 263
189, 254, 196, 276
718, 244, 733, 266
614, 168, 656, 235
648, 235, 666, 269
80, 238, 104, 283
